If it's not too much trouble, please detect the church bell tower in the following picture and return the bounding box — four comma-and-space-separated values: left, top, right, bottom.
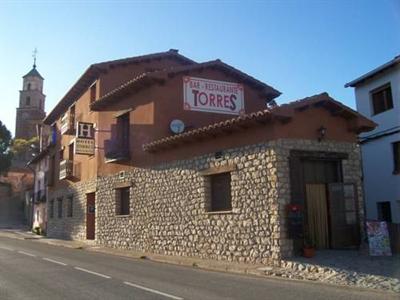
15, 50, 46, 140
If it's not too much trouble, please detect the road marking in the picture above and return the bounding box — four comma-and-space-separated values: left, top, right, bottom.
124, 281, 183, 300
18, 251, 36, 257
0, 246, 14, 251
42, 257, 68, 266
74, 267, 111, 279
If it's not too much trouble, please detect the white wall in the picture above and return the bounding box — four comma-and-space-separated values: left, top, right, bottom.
361, 133, 400, 223
355, 65, 400, 135
353, 65, 400, 223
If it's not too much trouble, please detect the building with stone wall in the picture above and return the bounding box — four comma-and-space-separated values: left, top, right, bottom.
39, 50, 375, 264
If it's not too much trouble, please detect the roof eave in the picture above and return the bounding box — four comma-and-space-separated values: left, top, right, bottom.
345, 56, 400, 88
91, 60, 281, 111
44, 65, 101, 125
44, 50, 197, 125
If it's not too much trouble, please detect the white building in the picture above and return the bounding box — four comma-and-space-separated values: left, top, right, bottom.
346, 55, 400, 224
28, 123, 52, 234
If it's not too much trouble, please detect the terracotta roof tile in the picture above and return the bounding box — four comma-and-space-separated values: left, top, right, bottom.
142, 93, 376, 152
143, 109, 290, 152
44, 50, 195, 125
91, 60, 281, 111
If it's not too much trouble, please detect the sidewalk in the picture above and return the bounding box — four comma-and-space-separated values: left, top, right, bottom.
0, 228, 398, 294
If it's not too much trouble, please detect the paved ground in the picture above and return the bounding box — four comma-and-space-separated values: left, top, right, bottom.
290, 249, 400, 279
0, 236, 396, 300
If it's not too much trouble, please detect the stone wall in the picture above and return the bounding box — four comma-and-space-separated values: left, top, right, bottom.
95, 143, 282, 264
47, 179, 96, 240
272, 139, 364, 258
46, 138, 364, 264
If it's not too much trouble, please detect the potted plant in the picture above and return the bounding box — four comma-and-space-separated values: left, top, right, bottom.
303, 237, 316, 258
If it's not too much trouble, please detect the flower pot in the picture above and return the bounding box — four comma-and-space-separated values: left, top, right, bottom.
303, 247, 315, 258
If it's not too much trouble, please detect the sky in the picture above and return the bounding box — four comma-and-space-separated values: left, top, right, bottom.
0, 0, 399, 136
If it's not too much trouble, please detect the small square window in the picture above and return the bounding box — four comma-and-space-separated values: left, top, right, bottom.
57, 197, 63, 218
371, 83, 393, 115
67, 195, 73, 217
116, 187, 130, 215
208, 172, 232, 212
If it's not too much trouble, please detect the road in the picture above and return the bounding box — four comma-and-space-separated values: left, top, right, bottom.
0, 236, 394, 300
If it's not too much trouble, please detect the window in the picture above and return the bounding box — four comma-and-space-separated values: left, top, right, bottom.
371, 84, 393, 115
90, 83, 97, 103
70, 105, 76, 130
57, 197, 63, 218
27, 83, 31, 90
106, 112, 130, 160
26, 96, 31, 106
209, 172, 232, 212
59, 148, 64, 161
377, 201, 392, 223
49, 199, 54, 218
68, 142, 74, 161
115, 187, 130, 215
393, 141, 400, 174
67, 195, 73, 217
117, 113, 130, 149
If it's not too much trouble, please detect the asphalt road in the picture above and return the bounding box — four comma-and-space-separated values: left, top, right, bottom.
0, 237, 395, 300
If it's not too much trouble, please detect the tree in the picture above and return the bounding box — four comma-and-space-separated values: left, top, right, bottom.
11, 137, 39, 156
0, 120, 13, 175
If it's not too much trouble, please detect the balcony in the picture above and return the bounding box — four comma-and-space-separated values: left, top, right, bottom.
60, 112, 75, 135
34, 190, 46, 203
59, 160, 81, 180
105, 147, 130, 163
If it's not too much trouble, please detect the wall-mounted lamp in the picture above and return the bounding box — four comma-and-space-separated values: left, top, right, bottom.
214, 151, 223, 160
318, 126, 327, 142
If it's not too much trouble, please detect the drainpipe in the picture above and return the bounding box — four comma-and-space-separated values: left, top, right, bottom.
26, 164, 36, 231
357, 141, 368, 247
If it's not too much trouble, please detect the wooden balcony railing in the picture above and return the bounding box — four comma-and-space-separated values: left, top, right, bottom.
59, 160, 81, 180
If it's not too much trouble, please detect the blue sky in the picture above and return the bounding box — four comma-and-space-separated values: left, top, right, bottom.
0, 0, 399, 136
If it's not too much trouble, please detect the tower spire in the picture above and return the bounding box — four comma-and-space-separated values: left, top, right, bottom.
32, 48, 38, 69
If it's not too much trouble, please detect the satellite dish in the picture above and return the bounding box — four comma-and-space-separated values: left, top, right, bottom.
170, 119, 185, 134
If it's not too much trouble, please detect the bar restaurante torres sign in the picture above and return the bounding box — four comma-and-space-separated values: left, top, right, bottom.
183, 77, 244, 115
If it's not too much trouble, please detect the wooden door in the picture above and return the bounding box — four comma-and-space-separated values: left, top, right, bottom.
305, 184, 330, 249
86, 193, 95, 240
328, 183, 360, 248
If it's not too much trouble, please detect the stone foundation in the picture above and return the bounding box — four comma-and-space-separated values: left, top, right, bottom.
47, 138, 363, 264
